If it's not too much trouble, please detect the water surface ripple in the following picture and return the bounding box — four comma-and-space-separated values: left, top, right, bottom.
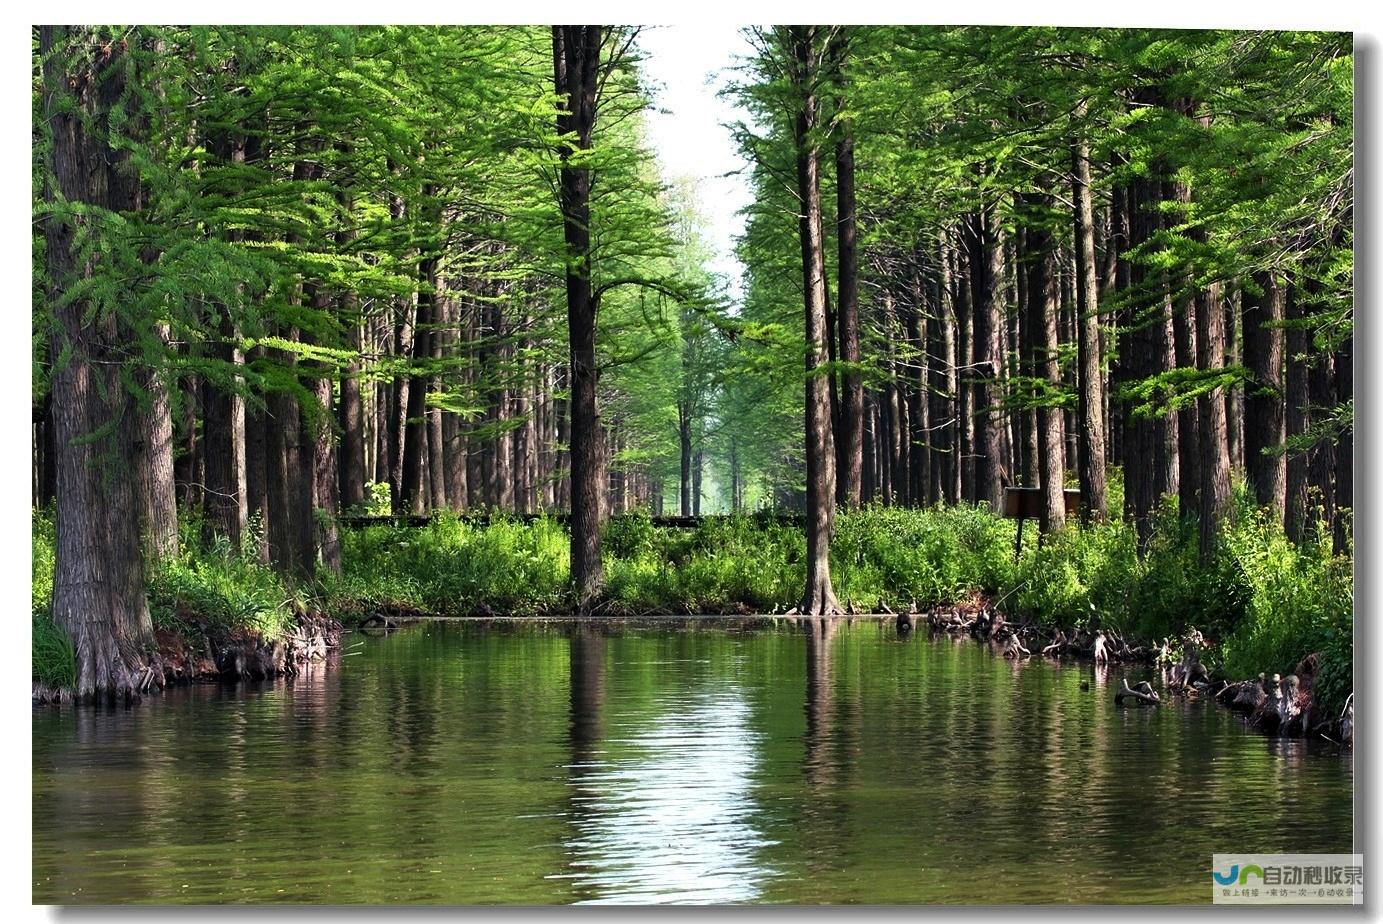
32, 620, 1353, 904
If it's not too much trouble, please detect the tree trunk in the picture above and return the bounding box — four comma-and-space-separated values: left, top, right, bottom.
1225, 286, 1245, 472
1308, 346, 1336, 537
244, 346, 270, 563
907, 275, 930, 506
831, 35, 863, 508
553, 25, 606, 608
338, 302, 367, 513
967, 204, 1006, 511
427, 264, 449, 511
200, 338, 243, 546
134, 325, 179, 562
1335, 329, 1353, 553
387, 190, 413, 515
1030, 211, 1066, 534
401, 258, 432, 515
957, 240, 976, 503
1284, 285, 1311, 542
1244, 272, 1286, 515
1196, 281, 1232, 561
41, 25, 155, 700
679, 407, 693, 516
693, 446, 704, 516
265, 358, 309, 577
1071, 122, 1108, 522
1123, 171, 1180, 548
311, 373, 341, 575
789, 25, 841, 615
438, 292, 465, 510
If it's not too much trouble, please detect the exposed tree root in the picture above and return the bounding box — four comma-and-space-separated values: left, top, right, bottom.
1114, 679, 1160, 706
34, 612, 342, 706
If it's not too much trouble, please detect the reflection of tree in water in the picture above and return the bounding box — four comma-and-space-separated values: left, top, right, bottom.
803, 617, 837, 786
799, 617, 858, 882
560, 626, 771, 904
569, 626, 605, 763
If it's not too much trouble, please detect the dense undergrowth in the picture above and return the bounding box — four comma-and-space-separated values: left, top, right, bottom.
31, 486, 1352, 714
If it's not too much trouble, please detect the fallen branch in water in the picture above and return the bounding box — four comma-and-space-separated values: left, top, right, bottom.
1114, 679, 1160, 706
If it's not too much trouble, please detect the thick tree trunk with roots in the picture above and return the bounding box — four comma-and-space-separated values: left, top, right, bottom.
42, 25, 157, 700
553, 25, 606, 609
790, 25, 841, 616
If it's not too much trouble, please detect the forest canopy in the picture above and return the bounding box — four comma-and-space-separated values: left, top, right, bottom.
32, 25, 1352, 697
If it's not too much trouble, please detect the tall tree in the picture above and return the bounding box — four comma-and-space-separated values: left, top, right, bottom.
829, 30, 863, 507
1070, 105, 1108, 522
40, 25, 156, 699
787, 25, 842, 615
553, 25, 606, 608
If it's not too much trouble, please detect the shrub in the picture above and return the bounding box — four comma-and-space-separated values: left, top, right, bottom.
32, 613, 75, 688
32, 512, 54, 616
147, 535, 296, 640
1217, 508, 1353, 709
330, 512, 571, 615
29, 495, 1353, 710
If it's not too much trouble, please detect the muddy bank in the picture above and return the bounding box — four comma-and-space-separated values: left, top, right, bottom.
912, 598, 1352, 747
32, 612, 342, 705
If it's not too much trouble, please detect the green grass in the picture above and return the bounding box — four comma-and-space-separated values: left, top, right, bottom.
146, 518, 299, 641
32, 612, 75, 689
31, 495, 1353, 713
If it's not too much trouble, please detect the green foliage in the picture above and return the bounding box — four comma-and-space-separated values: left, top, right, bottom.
147, 536, 297, 640
32, 613, 75, 689
31, 502, 1350, 711
1004, 493, 1351, 711
352, 481, 392, 517
327, 513, 571, 616
605, 514, 805, 613
31, 513, 73, 686
1217, 508, 1353, 713
832, 505, 1016, 608
32, 511, 54, 616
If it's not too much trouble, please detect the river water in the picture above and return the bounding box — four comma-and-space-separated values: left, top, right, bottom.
32, 619, 1353, 904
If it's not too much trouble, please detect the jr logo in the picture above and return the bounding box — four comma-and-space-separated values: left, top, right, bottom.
1214, 865, 1266, 885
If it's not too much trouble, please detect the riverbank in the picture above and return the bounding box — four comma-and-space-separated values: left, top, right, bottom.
31, 491, 1352, 727
34, 617, 1353, 904
31, 611, 342, 704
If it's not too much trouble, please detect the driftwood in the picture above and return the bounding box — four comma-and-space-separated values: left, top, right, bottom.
1251, 674, 1285, 732
1278, 674, 1304, 734
1168, 638, 1210, 691
999, 634, 1031, 659
1041, 629, 1067, 657
1218, 674, 1268, 713
1114, 679, 1160, 706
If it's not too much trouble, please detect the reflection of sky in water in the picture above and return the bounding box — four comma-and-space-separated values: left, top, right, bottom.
557, 689, 774, 904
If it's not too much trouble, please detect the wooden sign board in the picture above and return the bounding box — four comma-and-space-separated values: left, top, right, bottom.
1003, 486, 1082, 519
